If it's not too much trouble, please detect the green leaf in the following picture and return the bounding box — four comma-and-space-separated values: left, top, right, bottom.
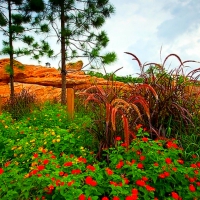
0, 12, 7, 26
102, 52, 117, 64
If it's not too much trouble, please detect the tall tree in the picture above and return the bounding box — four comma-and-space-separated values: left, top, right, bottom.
47, 0, 117, 104
0, 0, 53, 99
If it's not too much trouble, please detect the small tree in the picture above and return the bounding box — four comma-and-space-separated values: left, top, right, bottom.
0, 0, 53, 99
46, 0, 117, 104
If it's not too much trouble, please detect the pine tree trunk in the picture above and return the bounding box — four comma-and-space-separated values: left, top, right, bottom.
8, 0, 14, 100
61, 3, 66, 105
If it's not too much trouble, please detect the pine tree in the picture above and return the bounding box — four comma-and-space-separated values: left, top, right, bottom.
46, 0, 117, 104
0, 0, 53, 99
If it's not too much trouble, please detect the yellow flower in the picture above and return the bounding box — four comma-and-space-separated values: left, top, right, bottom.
24, 174, 30, 178
4, 125, 8, 129
56, 139, 60, 142
44, 141, 47, 145
11, 146, 17, 150
56, 135, 60, 138
14, 153, 17, 157
18, 146, 22, 150
52, 139, 56, 143
30, 139, 35, 143
38, 147, 44, 151
15, 161, 19, 165
51, 132, 55, 136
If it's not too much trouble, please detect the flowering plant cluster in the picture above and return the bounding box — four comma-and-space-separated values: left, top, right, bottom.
0, 104, 200, 199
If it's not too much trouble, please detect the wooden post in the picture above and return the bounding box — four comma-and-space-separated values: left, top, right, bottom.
67, 88, 74, 119
0, 95, 2, 115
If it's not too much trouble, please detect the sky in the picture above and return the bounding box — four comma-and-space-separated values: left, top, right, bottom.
1, 0, 200, 77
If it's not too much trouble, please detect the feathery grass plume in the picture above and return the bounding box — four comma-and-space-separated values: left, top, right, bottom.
125, 51, 200, 138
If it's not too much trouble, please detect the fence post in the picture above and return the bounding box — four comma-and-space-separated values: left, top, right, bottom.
67, 88, 74, 119
0, 95, 2, 115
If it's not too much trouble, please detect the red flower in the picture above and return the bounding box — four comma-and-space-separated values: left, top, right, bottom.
115, 136, 121, 141
172, 167, 177, 172
132, 188, 138, 195
116, 160, 124, 169
64, 161, 73, 167
142, 137, 148, 142
105, 168, 114, 175
154, 162, 159, 167
90, 180, 97, 187
78, 157, 87, 163
196, 181, 200, 186
136, 179, 145, 187
177, 159, 184, 165
145, 185, 155, 192
31, 169, 38, 175
131, 159, 136, 165
71, 169, 81, 174
85, 176, 97, 186
5, 161, 11, 167
164, 171, 170, 177
158, 171, 170, 179
137, 163, 144, 169
59, 171, 64, 176
79, 194, 86, 200
33, 153, 38, 158
136, 124, 142, 130
192, 154, 197, 159
37, 165, 45, 171
142, 176, 148, 182
171, 191, 179, 199
43, 159, 49, 165
48, 185, 54, 190
188, 177, 196, 183
113, 197, 120, 200
125, 195, 138, 200
0, 168, 4, 175
191, 164, 197, 168
140, 155, 145, 161
165, 158, 172, 164
67, 180, 75, 186
110, 181, 118, 186
189, 184, 196, 192
196, 162, 200, 168
121, 143, 128, 147
87, 165, 96, 172
123, 177, 130, 184
102, 197, 109, 200
166, 141, 178, 149
51, 155, 56, 159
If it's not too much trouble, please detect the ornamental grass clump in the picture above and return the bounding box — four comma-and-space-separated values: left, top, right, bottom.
125, 52, 200, 138
78, 80, 158, 159
3, 88, 36, 120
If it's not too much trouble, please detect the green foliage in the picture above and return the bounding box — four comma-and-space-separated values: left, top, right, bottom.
0, 12, 7, 26
86, 71, 144, 83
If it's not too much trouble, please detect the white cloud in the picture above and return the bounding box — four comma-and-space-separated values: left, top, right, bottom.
0, 0, 200, 77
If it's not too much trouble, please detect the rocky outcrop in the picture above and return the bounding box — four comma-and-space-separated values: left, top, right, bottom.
0, 58, 128, 103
